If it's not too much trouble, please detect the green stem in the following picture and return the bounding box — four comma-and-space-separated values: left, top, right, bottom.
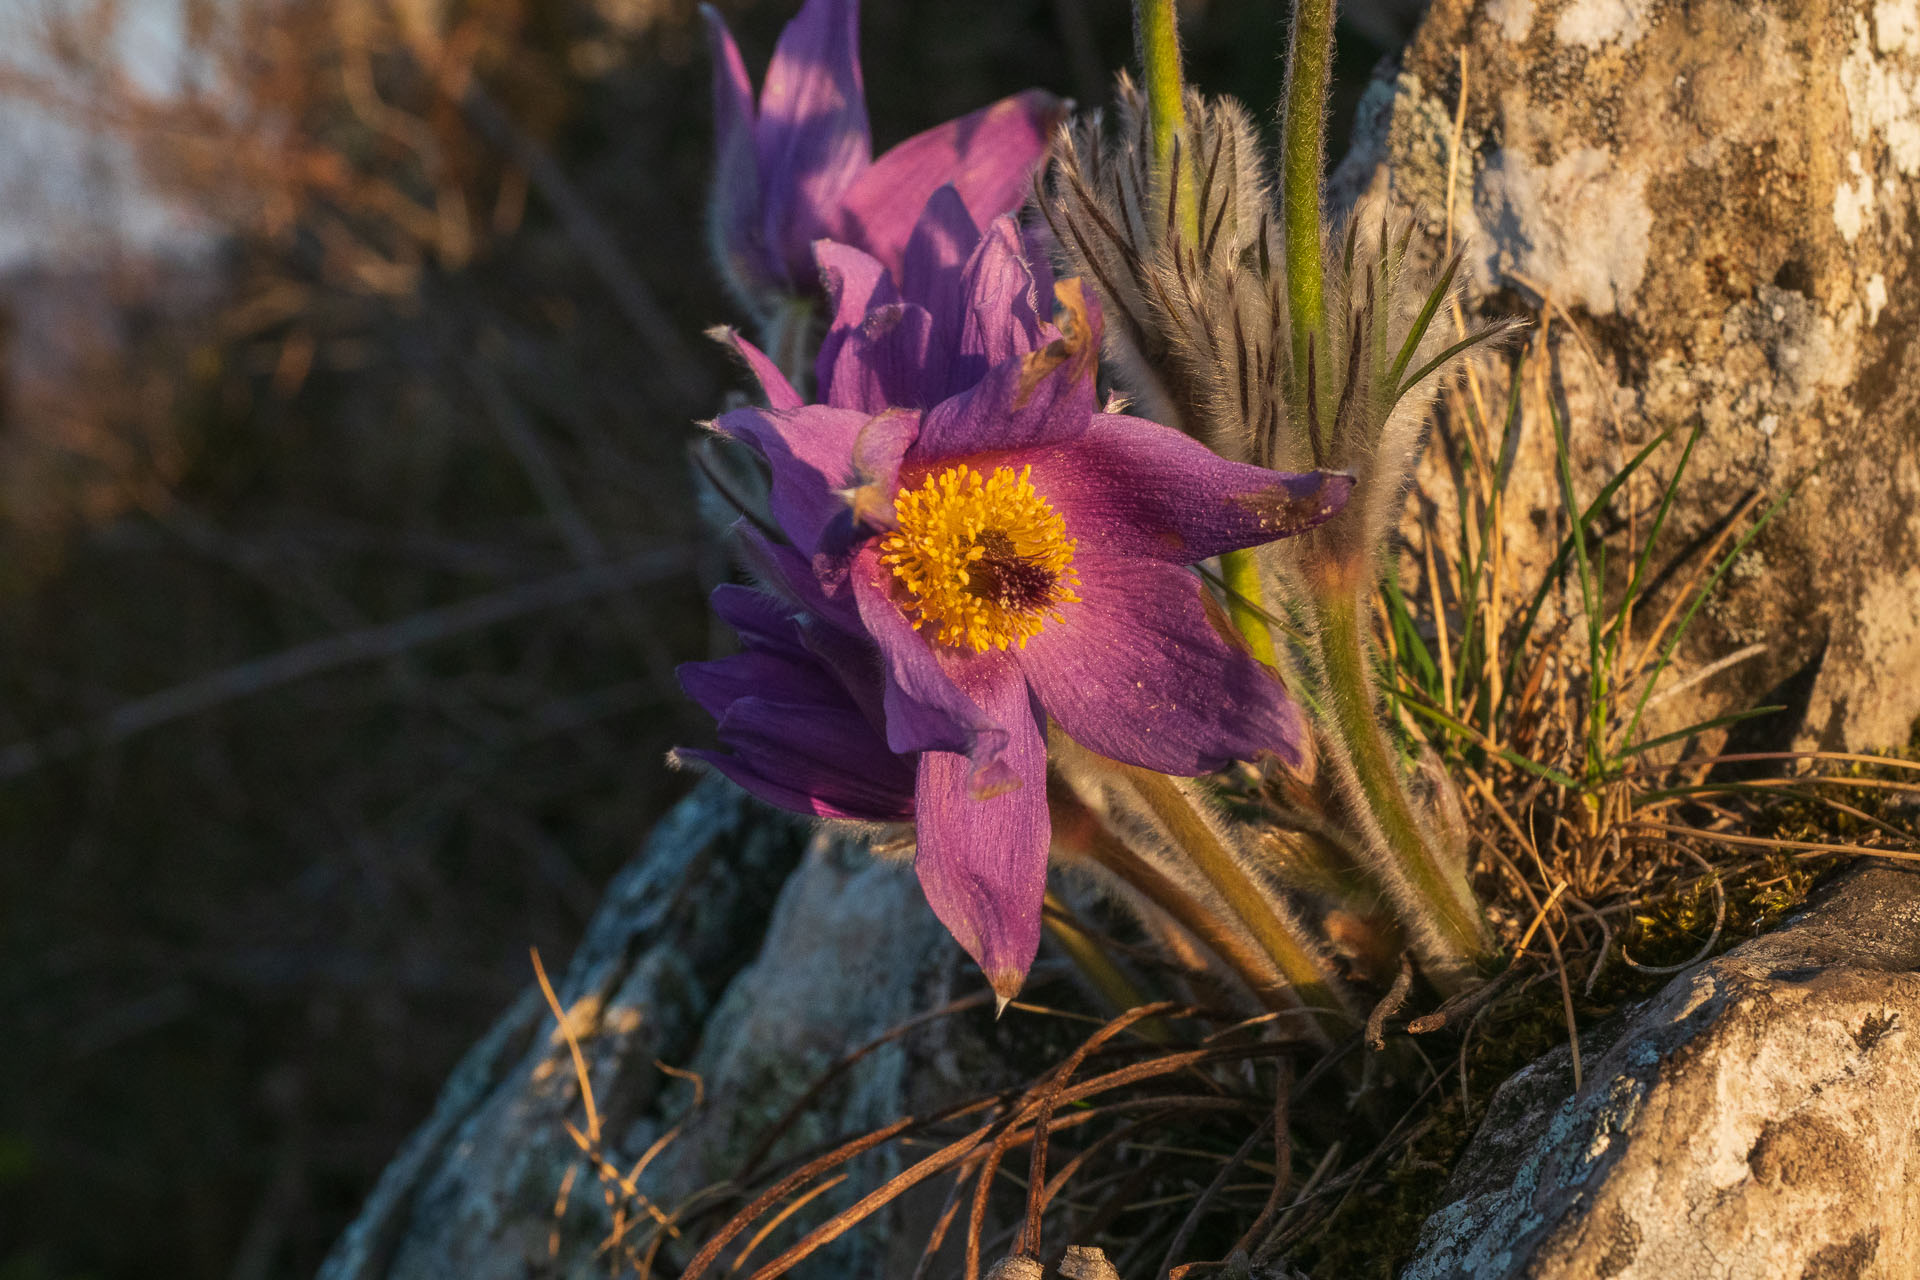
1220, 549, 1278, 666
1125, 767, 1344, 1017
1316, 583, 1494, 987
1137, 0, 1274, 658
1043, 892, 1170, 1043
1134, 0, 1198, 244
1281, 0, 1333, 381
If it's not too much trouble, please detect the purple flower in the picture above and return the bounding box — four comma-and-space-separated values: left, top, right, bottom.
678, 556, 914, 822
704, 0, 1064, 316
691, 205, 1352, 998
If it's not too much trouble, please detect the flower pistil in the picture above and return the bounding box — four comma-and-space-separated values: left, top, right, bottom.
880, 464, 1081, 653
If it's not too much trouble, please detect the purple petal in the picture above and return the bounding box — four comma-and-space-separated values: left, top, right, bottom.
956, 214, 1048, 372
913, 662, 1049, 997
821, 300, 935, 413
703, 6, 772, 299
910, 277, 1100, 460
733, 523, 863, 632
715, 403, 879, 555
756, 0, 871, 283
814, 239, 895, 399
896, 186, 981, 356
1004, 413, 1354, 562
710, 582, 805, 649
796, 610, 891, 729
717, 542, 887, 728
678, 693, 914, 820
836, 89, 1066, 281
711, 326, 802, 409
1017, 554, 1310, 772
850, 545, 1017, 790
841, 407, 920, 527
1021, 219, 1058, 311
679, 648, 822, 721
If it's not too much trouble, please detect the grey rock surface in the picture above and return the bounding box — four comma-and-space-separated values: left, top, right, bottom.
1403, 862, 1920, 1279
319, 778, 999, 1280
1338, 0, 1920, 751
317, 777, 810, 1280
633, 834, 1012, 1278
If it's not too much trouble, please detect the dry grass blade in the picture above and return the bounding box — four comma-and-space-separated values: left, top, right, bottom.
690, 1016, 1301, 1280
1020, 1003, 1184, 1262
911, 1161, 983, 1280
1155, 1115, 1273, 1280
1224, 1059, 1292, 1259
736, 991, 997, 1181
531, 946, 599, 1144
726, 1174, 851, 1276
1621, 821, 1918, 860
748, 1126, 1004, 1280
678, 1117, 919, 1280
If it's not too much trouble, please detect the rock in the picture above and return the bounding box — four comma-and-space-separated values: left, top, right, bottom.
317, 777, 811, 1280
1336, 0, 1920, 751
319, 778, 1007, 1280
632, 835, 1008, 1279
1058, 1244, 1124, 1280
1402, 861, 1920, 1279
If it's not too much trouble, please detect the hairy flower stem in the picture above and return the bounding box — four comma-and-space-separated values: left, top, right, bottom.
1134, 0, 1198, 244
1281, 0, 1333, 384
1055, 793, 1300, 1015
1122, 766, 1345, 1016
1316, 583, 1494, 988
1220, 550, 1279, 665
1136, 0, 1277, 662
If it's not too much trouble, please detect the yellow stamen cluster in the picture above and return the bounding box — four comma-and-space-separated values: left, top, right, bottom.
879, 464, 1080, 653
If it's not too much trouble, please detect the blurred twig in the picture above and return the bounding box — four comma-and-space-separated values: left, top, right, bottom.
0, 547, 692, 780
458, 84, 710, 405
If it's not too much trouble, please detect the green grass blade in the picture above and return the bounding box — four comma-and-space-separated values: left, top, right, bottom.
1498, 428, 1673, 713
1618, 478, 1802, 751
1605, 422, 1701, 649
1387, 250, 1463, 391
1394, 325, 1503, 409
1620, 705, 1788, 759
1453, 355, 1528, 705
1195, 562, 1311, 647
1393, 694, 1582, 788
1546, 384, 1604, 775
1382, 565, 1440, 695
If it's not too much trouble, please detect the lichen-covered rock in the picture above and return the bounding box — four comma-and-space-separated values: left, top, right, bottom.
1402, 862, 1920, 1279
1337, 0, 1920, 751
317, 778, 812, 1280
319, 780, 1007, 1280
633, 835, 1009, 1278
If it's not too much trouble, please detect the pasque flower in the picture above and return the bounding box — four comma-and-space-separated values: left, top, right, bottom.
684, 194, 1352, 997
678, 570, 913, 823
704, 0, 1063, 318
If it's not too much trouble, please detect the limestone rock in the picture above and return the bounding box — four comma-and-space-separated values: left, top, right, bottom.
1337, 0, 1920, 750
317, 778, 811, 1280
632, 834, 1007, 1278
1402, 862, 1920, 1279
319, 779, 1000, 1280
